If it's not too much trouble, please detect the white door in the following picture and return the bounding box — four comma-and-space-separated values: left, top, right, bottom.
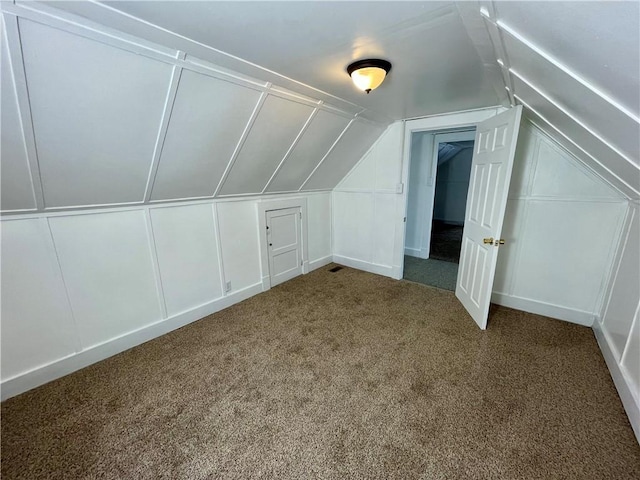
266, 207, 303, 287
456, 106, 522, 329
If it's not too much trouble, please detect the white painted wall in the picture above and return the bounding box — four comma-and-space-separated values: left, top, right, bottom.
334, 114, 628, 327
433, 148, 472, 225
490, 122, 627, 325
0, 192, 332, 399
405, 132, 434, 258
595, 202, 640, 441
333, 122, 405, 278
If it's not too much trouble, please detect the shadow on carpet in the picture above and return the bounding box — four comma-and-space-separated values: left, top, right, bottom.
429, 221, 463, 264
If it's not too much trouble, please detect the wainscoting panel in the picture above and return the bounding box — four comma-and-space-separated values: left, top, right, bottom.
150, 204, 224, 317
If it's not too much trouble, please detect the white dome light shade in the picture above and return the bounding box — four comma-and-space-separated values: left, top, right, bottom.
347, 59, 392, 94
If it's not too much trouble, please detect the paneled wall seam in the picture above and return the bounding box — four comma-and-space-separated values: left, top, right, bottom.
182, 58, 268, 90
590, 201, 630, 315
44, 217, 83, 352
299, 119, 356, 191
504, 200, 526, 297
515, 96, 637, 199
3, 14, 46, 211
262, 107, 319, 194
213, 90, 269, 197
620, 303, 640, 368
211, 203, 228, 296
600, 204, 636, 326
144, 60, 185, 203
2, 192, 331, 221
144, 208, 169, 318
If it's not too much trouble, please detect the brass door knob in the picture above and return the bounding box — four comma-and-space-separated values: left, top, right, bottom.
483, 237, 494, 244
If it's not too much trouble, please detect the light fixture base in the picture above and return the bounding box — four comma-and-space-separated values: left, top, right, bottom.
346, 59, 392, 94
346, 59, 392, 76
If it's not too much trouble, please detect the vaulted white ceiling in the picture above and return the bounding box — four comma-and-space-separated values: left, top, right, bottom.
1, 1, 638, 214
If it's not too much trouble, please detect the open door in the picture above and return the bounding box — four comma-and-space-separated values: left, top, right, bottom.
455, 106, 522, 329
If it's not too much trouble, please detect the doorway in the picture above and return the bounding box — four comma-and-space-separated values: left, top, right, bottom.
403, 129, 475, 291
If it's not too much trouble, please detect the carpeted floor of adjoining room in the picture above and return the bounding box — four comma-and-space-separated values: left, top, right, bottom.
2, 265, 639, 479
403, 255, 459, 291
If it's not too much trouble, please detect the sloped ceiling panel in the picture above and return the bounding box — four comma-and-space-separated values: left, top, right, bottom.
495, 1, 639, 116
150, 70, 262, 201
503, 32, 638, 164
1, 26, 36, 212
218, 94, 315, 196
265, 109, 351, 193
50, 1, 502, 120
513, 76, 639, 197
20, 19, 173, 208
302, 121, 386, 191
482, 2, 640, 198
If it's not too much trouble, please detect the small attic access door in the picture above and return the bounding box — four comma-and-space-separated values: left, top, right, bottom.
266, 207, 303, 287
455, 106, 523, 329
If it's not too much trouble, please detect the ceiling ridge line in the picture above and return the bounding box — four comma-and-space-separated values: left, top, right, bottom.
491, 15, 640, 125
454, 3, 510, 107
478, 7, 516, 106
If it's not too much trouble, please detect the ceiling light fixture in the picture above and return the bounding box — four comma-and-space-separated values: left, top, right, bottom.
346, 59, 392, 94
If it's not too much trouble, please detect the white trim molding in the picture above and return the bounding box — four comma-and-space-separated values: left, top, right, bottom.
1, 282, 263, 400
593, 322, 640, 444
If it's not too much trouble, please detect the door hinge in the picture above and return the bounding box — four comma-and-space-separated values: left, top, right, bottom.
299, 212, 302, 219
403, 217, 407, 223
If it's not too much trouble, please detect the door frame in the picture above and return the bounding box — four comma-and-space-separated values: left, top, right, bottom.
395, 107, 506, 280
414, 130, 477, 260
257, 197, 309, 291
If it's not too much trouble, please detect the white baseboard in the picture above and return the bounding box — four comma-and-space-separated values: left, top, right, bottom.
593, 322, 640, 444
261, 275, 271, 292
403, 247, 429, 259
333, 255, 399, 279
491, 292, 595, 327
308, 255, 333, 272
0, 282, 263, 401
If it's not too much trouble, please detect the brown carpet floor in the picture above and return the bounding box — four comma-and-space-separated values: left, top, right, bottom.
2, 265, 639, 479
